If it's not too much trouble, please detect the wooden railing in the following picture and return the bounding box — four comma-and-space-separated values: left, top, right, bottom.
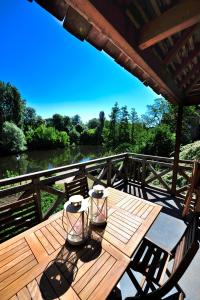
0, 152, 194, 219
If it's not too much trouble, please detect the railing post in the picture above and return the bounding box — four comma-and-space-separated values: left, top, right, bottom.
107, 159, 112, 187
123, 154, 129, 192
171, 105, 183, 196
141, 158, 146, 187
32, 178, 42, 220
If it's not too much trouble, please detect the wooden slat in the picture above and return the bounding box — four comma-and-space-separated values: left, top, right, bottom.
139, 1, 200, 50
163, 25, 199, 64
17, 287, 31, 300
27, 279, 43, 300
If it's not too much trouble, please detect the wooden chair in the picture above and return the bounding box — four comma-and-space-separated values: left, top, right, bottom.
182, 161, 200, 217
0, 194, 41, 243
124, 215, 199, 299
64, 175, 89, 199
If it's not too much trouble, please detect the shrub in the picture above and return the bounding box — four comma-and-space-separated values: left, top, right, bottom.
0, 121, 27, 154
179, 141, 200, 160
26, 124, 70, 150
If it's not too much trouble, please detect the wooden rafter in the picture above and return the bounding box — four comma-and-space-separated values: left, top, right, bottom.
63, 0, 182, 103
174, 45, 200, 78
185, 73, 200, 94
182, 62, 200, 86
163, 25, 198, 65
139, 1, 200, 50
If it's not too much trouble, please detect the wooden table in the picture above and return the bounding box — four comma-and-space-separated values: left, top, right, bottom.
0, 188, 161, 300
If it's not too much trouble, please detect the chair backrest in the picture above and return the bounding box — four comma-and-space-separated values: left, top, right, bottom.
64, 176, 89, 200
0, 194, 41, 243
152, 216, 199, 299
183, 161, 200, 217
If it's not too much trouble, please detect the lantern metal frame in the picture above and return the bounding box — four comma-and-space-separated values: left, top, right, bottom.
62, 195, 89, 245
89, 185, 108, 226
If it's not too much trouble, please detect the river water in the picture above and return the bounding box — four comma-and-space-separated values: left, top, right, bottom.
0, 146, 106, 179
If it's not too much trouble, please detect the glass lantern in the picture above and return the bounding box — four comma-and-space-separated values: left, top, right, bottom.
63, 195, 89, 245
89, 185, 108, 226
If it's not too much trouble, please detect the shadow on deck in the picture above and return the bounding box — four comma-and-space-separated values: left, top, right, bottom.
114, 183, 200, 300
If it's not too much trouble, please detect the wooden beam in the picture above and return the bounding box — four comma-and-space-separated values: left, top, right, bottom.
65, 0, 182, 103
139, 1, 200, 50
163, 25, 198, 65
171, 105, 183, 196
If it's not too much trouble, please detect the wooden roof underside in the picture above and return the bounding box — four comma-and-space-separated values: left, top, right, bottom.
29, 0, 200, 106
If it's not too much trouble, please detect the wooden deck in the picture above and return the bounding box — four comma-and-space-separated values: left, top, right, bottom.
0, 188, 161, 300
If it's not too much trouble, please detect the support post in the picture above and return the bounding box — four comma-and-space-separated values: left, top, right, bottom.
171, 105, 183, 196
107, 159, 112, 187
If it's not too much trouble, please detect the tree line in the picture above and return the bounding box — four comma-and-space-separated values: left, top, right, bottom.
0, 81, 200, 157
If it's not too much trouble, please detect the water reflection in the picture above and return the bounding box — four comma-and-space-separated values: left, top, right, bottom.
0, 146, 104, 179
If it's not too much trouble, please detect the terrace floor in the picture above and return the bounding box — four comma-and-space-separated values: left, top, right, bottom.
112, 184, 200, 300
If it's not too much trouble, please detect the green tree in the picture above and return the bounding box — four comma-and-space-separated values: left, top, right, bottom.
141, 98, 168, 127
80, 129, 97, 145
0, 81, 25, 131
69, 127, 80, 145
108, 102, 120, 147
97, 111, 105, 144
52, 114, 64, 131
71, 114, 81, 126
26, 124, 69, 149
1, 121, 27, 154
130, 108, 139, 143
24, 107, 37, 129
143, 124, 175, 156
88, 118, 99, 129
63, 116, 71, 132
119, 105, 130, 144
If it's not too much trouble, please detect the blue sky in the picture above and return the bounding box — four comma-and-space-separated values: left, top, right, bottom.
0, 0, 159, 122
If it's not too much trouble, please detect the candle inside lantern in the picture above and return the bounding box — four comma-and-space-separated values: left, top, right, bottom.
89, 185, 108, 226
63, 195, 89, 245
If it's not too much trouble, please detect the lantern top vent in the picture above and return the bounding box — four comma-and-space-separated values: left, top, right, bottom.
64, 195, 89, 213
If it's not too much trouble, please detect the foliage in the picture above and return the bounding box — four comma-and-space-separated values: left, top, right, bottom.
41, 184, 65, 215
24, 107, 37, 129
0, 81, 25, 131
52, 114, 64, 131
88, 118, 99, 129
141, 98, 168, 127
108, 102, 120, 147
0, 121, 27, 154
26, 124, 69, 149
80, 128, 97, 145
179, 141, 200, 160
71, 114, 81, 126
119, 105, 130, 144
69, 127, 80, 145
1, 81, 200, 158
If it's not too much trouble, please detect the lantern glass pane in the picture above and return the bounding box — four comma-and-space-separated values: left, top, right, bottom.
91, 197, 107, 224
67, 211, 88, 244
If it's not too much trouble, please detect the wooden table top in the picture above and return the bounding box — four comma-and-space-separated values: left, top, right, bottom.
0, 188, 161, 300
